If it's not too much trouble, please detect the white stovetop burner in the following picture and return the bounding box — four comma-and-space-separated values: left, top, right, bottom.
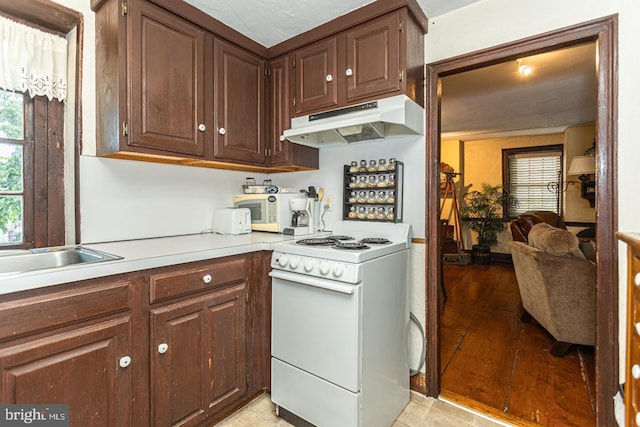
272, 221, 411, 264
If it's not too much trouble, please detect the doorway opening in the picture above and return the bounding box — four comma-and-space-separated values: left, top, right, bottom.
424, 16, 618, 427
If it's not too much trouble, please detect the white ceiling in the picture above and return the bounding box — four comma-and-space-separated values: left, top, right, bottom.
183, 0, 481, 48
182, 0, 597, 139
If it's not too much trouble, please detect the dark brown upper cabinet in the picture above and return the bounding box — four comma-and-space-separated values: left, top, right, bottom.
130, 1, 206, 156
94, 0, 207, 158
346, 12, 401, 102
290, 9, 425, 117
268, 56, 319, 170
294, 37, 339, 115
211, 39, 266, 165
93, 0, 425, 171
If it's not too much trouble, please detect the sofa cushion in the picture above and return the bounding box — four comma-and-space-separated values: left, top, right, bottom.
528, 222, 586, 259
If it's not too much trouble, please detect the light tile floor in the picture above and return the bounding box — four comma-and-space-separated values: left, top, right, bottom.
215, 392, 513, 427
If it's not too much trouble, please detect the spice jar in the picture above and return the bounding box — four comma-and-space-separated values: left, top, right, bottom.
387, 206, 395, 220
388, 158, 396, 171
367, 176, 377, 188
377, 175, 388, 187
377, 159, 387, 172
366, 207, 376, 220
349, 176, 357, 188
367, 160, 377, 172
377, 191, 387, 203
357, 206, 367, 219
358, 160, 367, 172
349, 191, 357, 203
358, 176, 367, 188
367, 191, 377, 203
388, 174, 396, 187
387, 190, 395, 204
376, 207, 386, 220
357, 191, 367, 203
348, 206, 357, 219
349, 161, 359, 173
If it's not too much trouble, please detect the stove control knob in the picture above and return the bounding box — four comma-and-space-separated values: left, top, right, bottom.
303, 259, 315, 272
333, 263, 345, 278
278, 255, 289, 268
319, 261, 330, 276
289, 256, 300, 269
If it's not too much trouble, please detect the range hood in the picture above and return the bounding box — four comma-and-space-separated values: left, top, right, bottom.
283, 94, 424, 147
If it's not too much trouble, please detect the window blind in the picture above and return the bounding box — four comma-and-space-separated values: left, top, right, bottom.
507, 151, 561, 217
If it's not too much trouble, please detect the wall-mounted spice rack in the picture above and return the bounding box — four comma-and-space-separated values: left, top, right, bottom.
342, 159, 404, 223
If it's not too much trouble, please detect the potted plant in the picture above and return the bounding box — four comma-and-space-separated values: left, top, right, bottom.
460, 183, 513, 264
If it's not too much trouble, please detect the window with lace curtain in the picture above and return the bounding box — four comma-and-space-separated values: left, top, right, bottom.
0, 14, 68, 248
502, 145, 563, 220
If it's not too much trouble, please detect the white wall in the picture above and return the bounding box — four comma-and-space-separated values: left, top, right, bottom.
427, 0, 640, 382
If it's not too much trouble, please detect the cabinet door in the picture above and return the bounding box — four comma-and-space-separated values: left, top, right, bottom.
0, 317, 132, 427
213, 39, 265, 164
151, 284, 247, 427
294, 37, 338, 115
129, 0, 206, 156
268, 55, 292, 165
346, 12, 401, 102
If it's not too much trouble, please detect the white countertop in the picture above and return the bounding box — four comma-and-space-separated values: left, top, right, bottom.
0, 232, 302, 296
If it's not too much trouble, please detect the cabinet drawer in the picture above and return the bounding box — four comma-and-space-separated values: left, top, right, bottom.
0, 278, 131, 341
150, 258, 246, 303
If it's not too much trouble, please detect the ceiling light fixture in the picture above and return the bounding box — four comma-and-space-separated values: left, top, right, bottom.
517, 59, 532, 76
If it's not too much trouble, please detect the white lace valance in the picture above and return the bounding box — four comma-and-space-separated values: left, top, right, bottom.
0, 16, 68, 102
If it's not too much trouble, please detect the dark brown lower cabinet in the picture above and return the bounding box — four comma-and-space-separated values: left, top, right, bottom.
0, 277, 133, 427
0, 252, 271, 427
150, 283, 247, 427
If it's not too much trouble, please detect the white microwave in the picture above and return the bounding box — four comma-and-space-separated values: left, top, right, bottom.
233, 193, 301, 232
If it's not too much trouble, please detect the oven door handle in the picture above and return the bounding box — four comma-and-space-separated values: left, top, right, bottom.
269, 270, 356, 295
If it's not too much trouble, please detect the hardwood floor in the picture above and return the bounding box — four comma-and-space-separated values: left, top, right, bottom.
440, 262, 596, 426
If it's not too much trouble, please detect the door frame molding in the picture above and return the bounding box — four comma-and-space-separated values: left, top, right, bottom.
424, 15, 618, 427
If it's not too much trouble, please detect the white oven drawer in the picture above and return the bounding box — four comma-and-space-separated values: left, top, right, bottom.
272, 358, 360, 427
271, 273, 361, 392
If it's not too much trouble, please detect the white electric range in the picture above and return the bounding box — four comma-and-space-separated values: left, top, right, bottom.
269, 220, 411, 427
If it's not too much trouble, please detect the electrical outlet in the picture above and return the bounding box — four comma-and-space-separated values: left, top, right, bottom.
325, 195, 334, 211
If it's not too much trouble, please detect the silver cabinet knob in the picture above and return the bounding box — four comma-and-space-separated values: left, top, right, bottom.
633, 364, 640, 379
197, 123, 206, 132
202, 274, 212, 284
218, 127, 226, 135
119, 356, 131, 368
279, 135, 285, 142
325, 74, 333, 82
635, 272, 640, 286
345, 68, 353, 77
158, 343, 169, 354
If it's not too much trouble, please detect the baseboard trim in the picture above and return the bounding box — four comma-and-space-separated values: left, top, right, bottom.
410, 372, 427, 394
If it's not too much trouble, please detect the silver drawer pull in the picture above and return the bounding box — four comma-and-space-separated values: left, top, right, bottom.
218, 127, 226, 135
345, 68, 353, 77
279, 135, 285, 142
203, 274, 212, 284
197, 123, 206, 132
119, 356, 131, 368
325, 74, 333, 82
158, 343, 169, 354
635, 272, 640, 286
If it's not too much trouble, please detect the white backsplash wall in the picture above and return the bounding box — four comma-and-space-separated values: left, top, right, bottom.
79, 155, 263, 243
273, 135, 426, 238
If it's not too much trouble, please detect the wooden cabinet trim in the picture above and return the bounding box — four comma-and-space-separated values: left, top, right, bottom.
150, 257, 246, 303
0, 279, 131, 341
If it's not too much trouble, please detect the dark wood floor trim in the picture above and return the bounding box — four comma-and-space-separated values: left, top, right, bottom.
425, 15, 618, 427
410, 372, 426, 394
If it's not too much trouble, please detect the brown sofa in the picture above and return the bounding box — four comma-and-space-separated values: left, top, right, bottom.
510, 210, 566, 243
510, 223, 596, 356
